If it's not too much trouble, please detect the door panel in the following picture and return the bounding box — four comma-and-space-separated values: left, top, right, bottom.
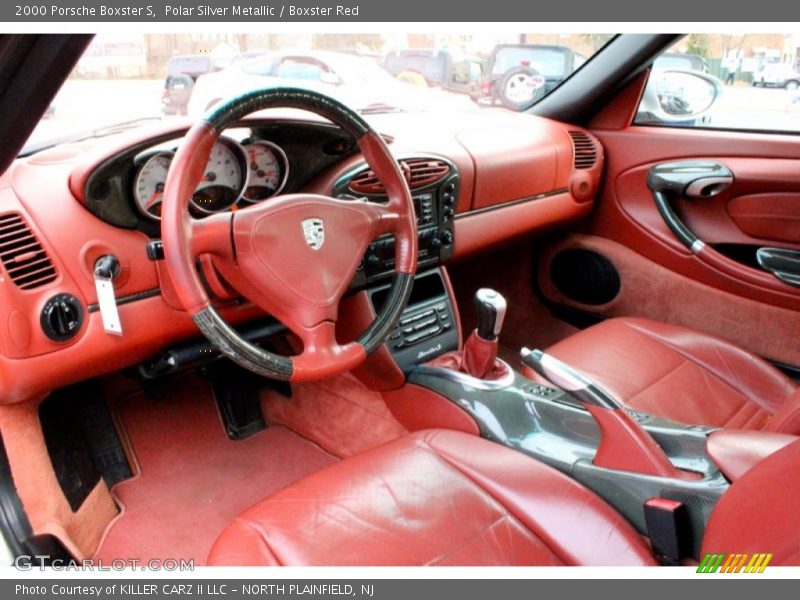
585, 128, 800, 312
538, 73, 800, 366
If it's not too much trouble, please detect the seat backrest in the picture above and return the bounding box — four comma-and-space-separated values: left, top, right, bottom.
702, 439, 800, 565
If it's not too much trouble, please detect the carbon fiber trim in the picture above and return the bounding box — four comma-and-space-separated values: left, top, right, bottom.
193, 307, 293, 380
756, 247, 800, 287
203, 87, 370, 140
358, 272, 414, 355
87, 288, 161, 313
652, 190, 698, 249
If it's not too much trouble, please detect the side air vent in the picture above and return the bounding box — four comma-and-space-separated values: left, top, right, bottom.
0, 213, 58, 290
349, 158, 451, 195
568, 130, 599, 170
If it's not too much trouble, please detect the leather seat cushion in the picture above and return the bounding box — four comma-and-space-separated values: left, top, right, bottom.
207, 429, 656, 566
702, 438, 800, 564
527, 318, 799, 432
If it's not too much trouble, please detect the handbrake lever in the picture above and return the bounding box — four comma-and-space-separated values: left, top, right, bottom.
520, 347, 697, 480
520, 347, 620, 409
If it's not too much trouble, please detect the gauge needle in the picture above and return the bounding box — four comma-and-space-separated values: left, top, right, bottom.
145, 190, 162, 209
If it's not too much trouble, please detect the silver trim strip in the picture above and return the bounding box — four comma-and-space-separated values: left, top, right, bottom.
691, 239, 705, 254
413, 359, 516, 390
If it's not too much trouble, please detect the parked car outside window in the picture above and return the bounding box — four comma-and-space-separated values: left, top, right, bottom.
477, 44, 587, 110
753, 62, 800, 90
161, 54, 217, 116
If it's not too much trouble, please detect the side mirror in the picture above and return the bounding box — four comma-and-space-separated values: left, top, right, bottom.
638, 69, 722, 124
319, 72, 342, 85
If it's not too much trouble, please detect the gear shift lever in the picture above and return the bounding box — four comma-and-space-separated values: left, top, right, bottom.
462, 288, 507, 378
425, 288, 510, 381
475, 288, 507, 341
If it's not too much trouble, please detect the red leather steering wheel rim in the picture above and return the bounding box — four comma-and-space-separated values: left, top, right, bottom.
161, 88, 417, 381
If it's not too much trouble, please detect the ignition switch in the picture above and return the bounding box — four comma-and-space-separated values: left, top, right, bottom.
93, 254, 121, 280
93, 254, 123, 336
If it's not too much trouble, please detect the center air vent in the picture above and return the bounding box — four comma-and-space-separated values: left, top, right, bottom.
568, 130, 599, 170
0, 213, 58, 290
349, 158, 451, 195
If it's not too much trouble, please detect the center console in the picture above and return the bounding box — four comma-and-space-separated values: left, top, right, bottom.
331, 157, 733, 560
335, 155, 459, 288
336, 156, 462, 371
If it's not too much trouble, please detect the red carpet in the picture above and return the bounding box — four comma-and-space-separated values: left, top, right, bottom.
262, 373, 407, 457
94, 375, 337, 565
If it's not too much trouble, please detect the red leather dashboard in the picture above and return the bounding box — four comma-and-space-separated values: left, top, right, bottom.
0, 110, 601, 402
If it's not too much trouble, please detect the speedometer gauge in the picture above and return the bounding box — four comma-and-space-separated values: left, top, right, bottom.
191, 139, 248, 214
133, 152, 173, 219
132, 138, 248, 220
242, 141, 289, 202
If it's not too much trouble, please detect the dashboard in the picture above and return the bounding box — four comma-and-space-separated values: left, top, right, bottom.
0, 109, 603, 402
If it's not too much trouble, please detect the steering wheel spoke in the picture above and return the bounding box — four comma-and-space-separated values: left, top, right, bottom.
291, 321, 365, 381
353, 199, 402, 237
190, 212, 234, 260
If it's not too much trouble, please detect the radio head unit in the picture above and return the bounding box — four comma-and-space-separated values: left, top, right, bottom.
334, 155, 458, 287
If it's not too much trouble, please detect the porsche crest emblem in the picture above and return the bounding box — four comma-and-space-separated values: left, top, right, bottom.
301, 218, 325, 250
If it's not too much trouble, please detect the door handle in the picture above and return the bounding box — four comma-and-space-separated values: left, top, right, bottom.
756, 247, 800, 287
647, 160, 733, 253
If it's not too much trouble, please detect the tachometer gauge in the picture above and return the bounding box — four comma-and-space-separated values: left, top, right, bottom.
242, 141, 289, 202
133, 152, 173, 220
191, 138, 248, 214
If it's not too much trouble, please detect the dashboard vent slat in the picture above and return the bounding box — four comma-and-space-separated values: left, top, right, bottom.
0, 213, 58, 290
568, 130, 599, 170
349, 158, 451, 195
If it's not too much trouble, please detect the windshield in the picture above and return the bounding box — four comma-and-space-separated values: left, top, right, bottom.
24, 32, 612, 153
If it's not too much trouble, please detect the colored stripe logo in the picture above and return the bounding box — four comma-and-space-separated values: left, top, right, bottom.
697, 553, 773, 573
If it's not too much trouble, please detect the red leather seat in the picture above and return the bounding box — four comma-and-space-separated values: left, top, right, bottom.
208, 429, 656, 566
208, 429, 800, 566
526, 317, 800, 434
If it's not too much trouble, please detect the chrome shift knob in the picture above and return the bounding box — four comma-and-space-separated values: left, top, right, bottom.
474, 288, 507, 341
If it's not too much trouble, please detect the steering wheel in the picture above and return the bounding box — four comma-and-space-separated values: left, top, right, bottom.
161, 88, 417, 381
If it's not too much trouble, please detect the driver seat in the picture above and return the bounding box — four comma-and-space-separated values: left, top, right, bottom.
207, 429, 800, 566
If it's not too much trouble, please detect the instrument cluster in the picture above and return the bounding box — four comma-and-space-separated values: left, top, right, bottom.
132, 135, 289, 220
